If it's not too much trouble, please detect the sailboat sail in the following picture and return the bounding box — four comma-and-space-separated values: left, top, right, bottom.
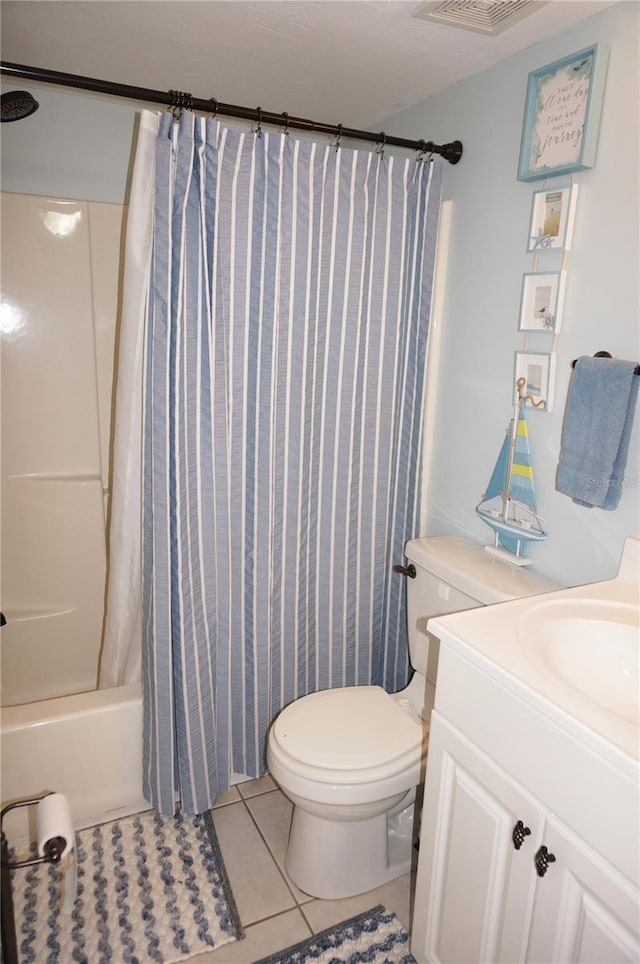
476, 380, 546, 563
510, 414, 536, 508
484, 432, 510, 502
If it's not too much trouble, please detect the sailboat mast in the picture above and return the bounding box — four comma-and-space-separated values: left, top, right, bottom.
502, 384, 523, 521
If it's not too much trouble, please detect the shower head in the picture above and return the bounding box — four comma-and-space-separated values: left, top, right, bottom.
1, 90, 39, 122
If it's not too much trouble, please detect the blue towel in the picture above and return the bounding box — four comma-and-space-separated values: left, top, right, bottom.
556, 356, 638, 509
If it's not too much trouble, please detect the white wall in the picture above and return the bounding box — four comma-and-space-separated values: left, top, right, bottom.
383, 1, 639, 586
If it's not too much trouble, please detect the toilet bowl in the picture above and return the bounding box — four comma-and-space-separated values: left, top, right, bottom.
268, 684, 426, 899
267, 536, 558, 899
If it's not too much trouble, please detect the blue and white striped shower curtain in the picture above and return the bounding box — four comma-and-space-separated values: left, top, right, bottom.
143, 112, 442, 814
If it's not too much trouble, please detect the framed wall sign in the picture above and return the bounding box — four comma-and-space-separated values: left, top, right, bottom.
527, 184, 578, 252
517, 45, 609, 181
518, 271, 566, 333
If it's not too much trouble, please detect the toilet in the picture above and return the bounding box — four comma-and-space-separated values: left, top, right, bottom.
267, 536, 557, 899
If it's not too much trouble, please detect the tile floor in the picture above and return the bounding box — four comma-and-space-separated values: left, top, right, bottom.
192, 775, 417, 963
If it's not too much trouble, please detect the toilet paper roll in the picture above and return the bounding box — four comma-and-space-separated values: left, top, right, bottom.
37, 793, 77, 910
36, 793, 75, 861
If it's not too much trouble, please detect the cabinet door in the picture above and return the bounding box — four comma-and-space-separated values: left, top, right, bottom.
412, 712, 543, 964
526, 815, 640, 963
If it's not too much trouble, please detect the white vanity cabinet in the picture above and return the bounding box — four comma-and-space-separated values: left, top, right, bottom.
415, 712, 543, 963
411, 637, 640, 964
526, 815, 640, 964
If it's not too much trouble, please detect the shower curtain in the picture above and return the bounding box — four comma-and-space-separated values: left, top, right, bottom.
105, 109, 442, 815
101, 112, 158, 690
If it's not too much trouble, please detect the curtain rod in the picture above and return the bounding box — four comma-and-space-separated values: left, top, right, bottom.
0, 60, 463, 164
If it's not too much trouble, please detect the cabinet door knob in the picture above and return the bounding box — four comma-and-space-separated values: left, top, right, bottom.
534, 845, 556, 877
512, 819, 532, 850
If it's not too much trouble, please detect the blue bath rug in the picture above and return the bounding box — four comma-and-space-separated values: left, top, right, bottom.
8, 809, 243, 963
253, 904, 416, 964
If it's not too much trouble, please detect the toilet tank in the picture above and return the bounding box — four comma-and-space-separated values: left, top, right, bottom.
403, 536, 559, 679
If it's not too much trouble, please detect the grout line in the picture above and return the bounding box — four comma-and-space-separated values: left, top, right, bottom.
242, 906, 314, 937
211, 797, 242, 811
235, 777, 275, 801
298, 901, 318, 936
240, 791, 304, 909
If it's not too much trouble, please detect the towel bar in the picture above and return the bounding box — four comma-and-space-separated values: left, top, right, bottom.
571, 352, 640, 374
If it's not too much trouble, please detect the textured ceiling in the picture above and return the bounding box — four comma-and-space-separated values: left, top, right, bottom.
1, 1, 615, 128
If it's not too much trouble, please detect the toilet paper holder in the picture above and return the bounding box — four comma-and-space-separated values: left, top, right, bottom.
1, 793, 68, 868
1, 792, 72, 964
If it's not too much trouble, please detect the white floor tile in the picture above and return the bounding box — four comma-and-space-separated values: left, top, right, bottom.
211, 801, 296, 925
203, 782, 416, 961
302, 870, 414, 933
244, 789, 312, 905
189, 908, 312, 963
236, 774, 276, 799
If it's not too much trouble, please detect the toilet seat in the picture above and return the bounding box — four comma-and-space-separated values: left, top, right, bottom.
270, 685, 423, 786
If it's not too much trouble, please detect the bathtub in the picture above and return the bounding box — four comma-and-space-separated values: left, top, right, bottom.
0, 683, 148, 845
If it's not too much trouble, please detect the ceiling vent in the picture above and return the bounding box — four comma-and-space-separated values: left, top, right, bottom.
412, 0, 549, 36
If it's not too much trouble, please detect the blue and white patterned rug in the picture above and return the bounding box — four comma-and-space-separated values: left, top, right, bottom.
8, 809, 243, 963
254, 904, 416, 964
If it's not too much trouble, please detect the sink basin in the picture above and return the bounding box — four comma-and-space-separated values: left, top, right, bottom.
518, 599, 640, 724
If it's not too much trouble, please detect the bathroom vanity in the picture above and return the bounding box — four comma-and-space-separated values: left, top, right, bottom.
411, 539, 640, 964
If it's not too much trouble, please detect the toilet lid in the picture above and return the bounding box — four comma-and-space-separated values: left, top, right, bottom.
271, 686, 422, 771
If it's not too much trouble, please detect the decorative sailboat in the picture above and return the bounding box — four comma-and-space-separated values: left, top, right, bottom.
476, 377, 546, 567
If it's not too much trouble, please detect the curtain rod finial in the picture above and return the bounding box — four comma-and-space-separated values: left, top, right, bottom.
441, 140, 463, 165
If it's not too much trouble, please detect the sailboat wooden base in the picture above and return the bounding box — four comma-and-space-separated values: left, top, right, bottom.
484, 543, 533, 567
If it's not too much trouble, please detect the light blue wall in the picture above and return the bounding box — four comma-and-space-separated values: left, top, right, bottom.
0, 84, 137, 203
383, 1, 639, 586
2, 2, 638, 586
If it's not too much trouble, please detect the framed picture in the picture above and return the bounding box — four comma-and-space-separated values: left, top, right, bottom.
514, 351, 555, 412
518, 271, 566, 333
517, 44, 609, 181
527, 184, 578, 252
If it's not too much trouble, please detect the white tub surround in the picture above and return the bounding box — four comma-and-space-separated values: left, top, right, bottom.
411, 538, 639, 964
1, 192, 122, 707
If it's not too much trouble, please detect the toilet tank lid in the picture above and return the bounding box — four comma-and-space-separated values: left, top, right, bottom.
404, 536, 560, 604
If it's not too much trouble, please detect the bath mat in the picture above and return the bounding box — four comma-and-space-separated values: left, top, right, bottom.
8, 809, 243, 963
253, 904, 416, 964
